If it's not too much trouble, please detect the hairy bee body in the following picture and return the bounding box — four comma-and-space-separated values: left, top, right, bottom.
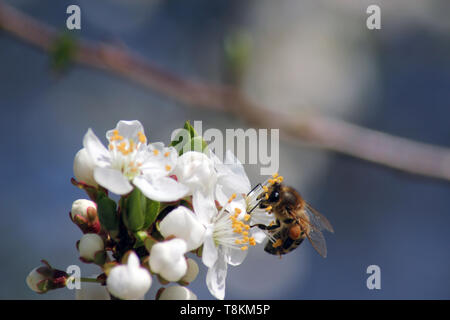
256, 182, 333, 257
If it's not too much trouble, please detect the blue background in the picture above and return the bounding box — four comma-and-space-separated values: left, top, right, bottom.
0, 0, 449, 299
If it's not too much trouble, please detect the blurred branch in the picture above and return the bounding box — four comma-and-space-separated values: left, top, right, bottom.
1, 2, 450, 182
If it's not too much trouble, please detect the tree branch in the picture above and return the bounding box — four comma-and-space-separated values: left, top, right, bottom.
1, 1, 450, 182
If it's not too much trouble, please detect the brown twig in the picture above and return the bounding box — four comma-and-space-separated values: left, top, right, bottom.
1, 1, 450, 182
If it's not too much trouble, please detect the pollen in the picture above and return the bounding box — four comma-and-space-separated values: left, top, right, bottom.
272, 173, 279, 178
153, 149, 159, 156
164, 151, 170, 157
265, 205, 272, 212
263, 186, 269, 193
137, 131, 146, 143
273, 239, 283, 248
244, 214, 250, 221
165, 165, 172, 172
240, 246, 248, 251
264, 193, 269, 200
234, 208, 242, 214
277, 176, 284, 183
227, 193, 237, 203
268, 178, 275, 185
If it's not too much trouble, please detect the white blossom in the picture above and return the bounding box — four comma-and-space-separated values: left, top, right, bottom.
106, 252, 152, 300
83, 120, 189, 201
71, 199, 96, 221
73, 148, 97, 187
159, 206, 206, 251
26, 267, 47, 293
149, 238, 188, 282
78, 233, 104, 262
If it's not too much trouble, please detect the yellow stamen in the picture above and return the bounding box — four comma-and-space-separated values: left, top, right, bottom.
153, 149, 159, 156
235, 239, 242, 245
240, 246, 248, 251
234, 208, 241, 214
265, 193, 269, 200
244, 214, 250, 221
263, 186, 269, 193
164, 151, 170, 157
137, 131, 146, 143
165, 165, 172, 172
272, 173, 279, 178
277, 176, 284, 183
265, 206, 272, 212
109, 144, 114, 150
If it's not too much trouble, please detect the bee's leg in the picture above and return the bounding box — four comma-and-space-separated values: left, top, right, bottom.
247, 183, 262, 197
251, 219, 280, 230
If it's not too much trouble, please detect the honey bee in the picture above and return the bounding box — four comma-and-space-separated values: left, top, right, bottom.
250, 177, 334, 257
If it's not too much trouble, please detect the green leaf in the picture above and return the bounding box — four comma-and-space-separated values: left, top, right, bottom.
169, 121, 208, 155
143, 199, 160, 230
124, 188, 146, 232
97, 196, 118, 234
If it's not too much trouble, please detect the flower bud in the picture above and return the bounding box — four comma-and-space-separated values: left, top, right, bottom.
26, 267, 48, 293
73, 148, 97, 187
159, 206, 206, 251
78, 233, 104, 262
106, 252, 152, 300
149, 239, 188, 282
26, 261, 68, 294
158, 285, 197, 300
70, 199, 100, 234
180, 258, 199, 284
174, 151, 217, 194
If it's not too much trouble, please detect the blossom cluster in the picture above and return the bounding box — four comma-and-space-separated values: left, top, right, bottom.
26, 120, 274, 300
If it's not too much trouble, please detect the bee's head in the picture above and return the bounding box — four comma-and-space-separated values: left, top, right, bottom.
258, 182, 282, 209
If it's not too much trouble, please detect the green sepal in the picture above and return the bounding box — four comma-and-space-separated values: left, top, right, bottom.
124, 188, 146, 232
93, 250, 107, 266
97, 195, 119, 236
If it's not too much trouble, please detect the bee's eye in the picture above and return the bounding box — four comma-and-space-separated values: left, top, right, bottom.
268, 191, 280, 202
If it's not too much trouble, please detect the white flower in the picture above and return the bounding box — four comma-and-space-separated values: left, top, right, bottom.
212, 150, 274, 244
26, 267, 47, 293
181, 258, 199, 284
73, 148, 97, 187
174, 151, 217, 222
159, 285, 197, 300
78, 234, 104, 261
106, 252, 151, 300
75, 274, 111, 300
192, 150, 274, 300
159, 206, 206, 251
149, 238, 188, 282
71, 199, 96, 221
83, 120, 189, 201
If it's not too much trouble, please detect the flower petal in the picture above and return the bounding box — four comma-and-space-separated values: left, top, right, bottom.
133, 176, 189, 202
93, 167, 133, 195
206, 247, 228, 300
106, 120, 145, 143
159, 206, 206, 251
225, 246, 248, 266
193, 190, 216, 225
83, 129, 111, 167
202, 227, 218, 268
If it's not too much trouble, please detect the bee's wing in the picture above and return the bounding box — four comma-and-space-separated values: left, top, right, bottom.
305, 225, 327, 258
304, 202, 334, 233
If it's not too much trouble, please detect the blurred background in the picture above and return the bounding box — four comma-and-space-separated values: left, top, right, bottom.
1, 0, 449, 299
